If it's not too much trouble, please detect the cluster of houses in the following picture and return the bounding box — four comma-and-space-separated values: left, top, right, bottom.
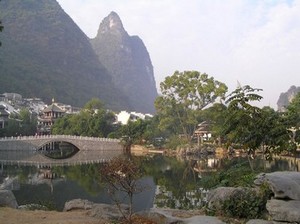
0, 92, 153, 135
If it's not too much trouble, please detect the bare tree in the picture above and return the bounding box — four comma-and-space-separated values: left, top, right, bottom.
100, 156, 144, 223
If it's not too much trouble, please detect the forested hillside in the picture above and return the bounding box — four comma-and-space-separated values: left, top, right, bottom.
0, 0, 131, 110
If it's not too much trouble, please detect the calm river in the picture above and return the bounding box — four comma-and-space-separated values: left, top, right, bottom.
0, 149, 299, 211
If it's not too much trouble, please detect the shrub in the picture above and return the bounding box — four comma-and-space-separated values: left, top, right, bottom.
165, 135, 188, 150
221, 184, 272, 219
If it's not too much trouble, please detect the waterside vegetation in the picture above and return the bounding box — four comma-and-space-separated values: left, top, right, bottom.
1, 71, 300, 223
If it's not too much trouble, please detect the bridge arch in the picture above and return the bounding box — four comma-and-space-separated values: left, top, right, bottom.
37, 139, 81, 151
37, 140, 80, 159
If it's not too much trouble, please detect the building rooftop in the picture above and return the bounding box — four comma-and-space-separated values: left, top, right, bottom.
43, 104, 65, 113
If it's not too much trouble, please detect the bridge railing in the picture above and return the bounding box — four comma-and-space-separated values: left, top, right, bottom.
0, 135, 120, 142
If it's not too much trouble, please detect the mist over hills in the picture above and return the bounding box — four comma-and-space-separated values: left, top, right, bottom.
0, 0, 157, 113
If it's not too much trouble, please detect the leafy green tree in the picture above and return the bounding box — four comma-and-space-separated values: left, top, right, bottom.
83, 98, 104, 113
115, 119, 150, 151
1, 119, 19, 137
142, 115, 168, 148
155, 71, 227, 142
201, 103, 227, 144
223, 86, 298, 160
258, 107, 290, 159
52, 98, 116, 137
0, 108, 37, 137
222, 85, 263, 157
19, 108, 37, 135
285, 92, 300, 130
284, 92, 300, 155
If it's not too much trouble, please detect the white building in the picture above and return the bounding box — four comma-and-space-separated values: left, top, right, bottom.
116, 111, 153, 125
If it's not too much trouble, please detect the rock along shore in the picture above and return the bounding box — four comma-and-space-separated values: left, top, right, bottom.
1, 171, 300, 223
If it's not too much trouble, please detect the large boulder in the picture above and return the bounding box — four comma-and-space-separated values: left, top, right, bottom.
266, 199, 300, 223
182, 215, 226, 224
0, 190, 18, 208
207, 187, 257, 211
89, 203, 128, 220
246, 220, 273, 224
207, 187, 237, 210
255, 172, 300, 200
64, 199, 227, 223
141, 208, 226, 224
64, 199, 93, 211
64, 199, 127, 220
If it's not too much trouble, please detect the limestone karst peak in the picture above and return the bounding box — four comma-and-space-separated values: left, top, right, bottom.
97, 11, 125, 35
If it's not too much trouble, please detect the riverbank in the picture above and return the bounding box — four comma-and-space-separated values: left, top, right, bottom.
0, 207, 108, 224
0, 206, 236, 224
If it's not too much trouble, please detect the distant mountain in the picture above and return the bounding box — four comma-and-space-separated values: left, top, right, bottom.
0, 0, 130, 110
91, 12, 158, 113
277, 86, 300, 111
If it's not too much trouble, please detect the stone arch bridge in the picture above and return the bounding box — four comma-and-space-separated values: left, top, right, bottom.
0, 135, 123, 151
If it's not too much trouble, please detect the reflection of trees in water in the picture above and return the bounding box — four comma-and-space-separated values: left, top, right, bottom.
3, 154, 300, 210
1, 163, 104, 196
267, 157, 300, 172
141, 155, 204, 209
53, 164, 105, 195
148, 154, 300, 207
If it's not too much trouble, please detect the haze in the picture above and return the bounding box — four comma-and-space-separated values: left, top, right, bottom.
57, 0, 300, 109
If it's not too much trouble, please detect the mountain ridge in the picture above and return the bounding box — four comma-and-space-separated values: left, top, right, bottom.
0, 1, 158, 113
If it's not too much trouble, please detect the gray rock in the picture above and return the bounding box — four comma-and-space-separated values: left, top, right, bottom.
207, 187, 236, 210
137, 210, 176, 224
207, 187, 257, 211
63, 198, 93, 211
266, 199, 300, 223
64, 199, 127, 220
0, 190, 18, 208
182, 216, 226, 224
89, 203, 128, 220
255, 172, 300, 200
246, 220, 273, 224
146, 208, 226, 224
63, 199, 226, 224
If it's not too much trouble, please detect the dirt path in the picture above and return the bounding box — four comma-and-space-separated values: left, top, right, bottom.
0, 207, 110, 224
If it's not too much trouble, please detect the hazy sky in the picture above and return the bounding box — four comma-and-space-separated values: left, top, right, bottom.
57, 0, 300, 109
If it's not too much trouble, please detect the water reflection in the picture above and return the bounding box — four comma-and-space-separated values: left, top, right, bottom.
38, 141, 79, 159
0, 150, 299, 211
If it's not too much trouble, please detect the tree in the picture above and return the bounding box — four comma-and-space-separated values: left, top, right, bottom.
284, 92, 300, 156
18, 108, 37, 135
115, 119, 150, 151
0, 108, 37, 137
285, 92, 300, 129
155, 71, 228, 142
201, 103, 227, 144
83, 98, 104, 113
99, 157, 144, 224
52, 98, 116, 137
224, 87, 299, 160
257, 107, 289, 159
222, 85, 263, 159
